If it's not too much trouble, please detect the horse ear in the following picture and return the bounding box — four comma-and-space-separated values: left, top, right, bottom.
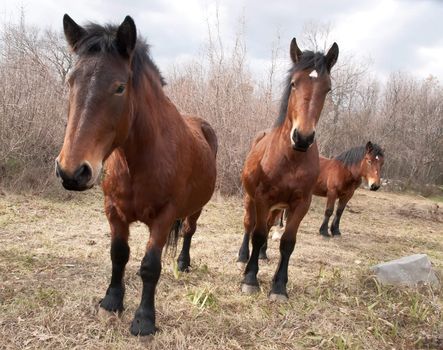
116, 16, 137, 58
63, 14, 86, 52
325, 42, 339, 71
366, 141, 374, 153
290, 38, 303, 63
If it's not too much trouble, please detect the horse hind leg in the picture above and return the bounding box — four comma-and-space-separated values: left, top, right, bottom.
259, 209, 282, 260
319, 191, 336, 238
331, 194, 351, 236
237, 195, 255, 267
241, 201, 268, 294
177, 210, 202, 272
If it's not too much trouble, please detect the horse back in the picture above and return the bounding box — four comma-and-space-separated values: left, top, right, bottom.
313, 156, 357, 197
183, 115, 218, 158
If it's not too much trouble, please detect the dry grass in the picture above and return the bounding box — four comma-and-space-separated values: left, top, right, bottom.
0, 189, 442, 349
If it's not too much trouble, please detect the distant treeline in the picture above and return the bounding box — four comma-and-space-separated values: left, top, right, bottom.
0, 16, 441, 195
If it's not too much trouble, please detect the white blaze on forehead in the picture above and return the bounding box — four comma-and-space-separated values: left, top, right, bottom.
375, 155, 379, 160
309, 70, 318, 78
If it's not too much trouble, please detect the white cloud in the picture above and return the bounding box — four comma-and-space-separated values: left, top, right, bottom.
1, 0, 443, 82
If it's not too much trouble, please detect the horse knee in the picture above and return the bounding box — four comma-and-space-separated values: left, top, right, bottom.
243, 215, 254, 232
140, 249, 161, 284
325, 208, 333, 217
111, 238, 130, 266
251, 229, 267, 248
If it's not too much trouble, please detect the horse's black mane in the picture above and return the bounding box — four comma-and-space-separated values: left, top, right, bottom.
274, 51, 329, 127
74, 23, 166, 87
335, 143, 384, 167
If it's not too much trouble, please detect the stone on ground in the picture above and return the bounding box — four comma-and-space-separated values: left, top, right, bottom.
371, 254, 439, 287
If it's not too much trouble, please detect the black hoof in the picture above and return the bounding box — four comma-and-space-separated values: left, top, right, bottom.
130, 311, 157, 336
331, 227, 341, 236
177, 257, 191, 272
99, 287, 124, 313
242, 272, 259, 290
319, 229, 331, 238
270, 283, 288, 298
269, 293, 289, 302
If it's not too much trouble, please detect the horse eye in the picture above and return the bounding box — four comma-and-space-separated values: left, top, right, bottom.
290, 81, 295, 88
367, 160, 372, 165
115, 84, 126, 95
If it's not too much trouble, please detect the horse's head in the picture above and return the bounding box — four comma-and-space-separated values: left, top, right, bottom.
286, 38, 339, 152
56, 15, 137, 191
361, 142, 384, 191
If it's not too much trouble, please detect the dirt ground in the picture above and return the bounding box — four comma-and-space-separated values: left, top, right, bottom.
0, 188, 442, 349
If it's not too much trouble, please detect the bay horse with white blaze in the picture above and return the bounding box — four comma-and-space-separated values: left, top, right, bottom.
237, 38, 339, 300
55, 15, 217, 336
315, 142, 384, 237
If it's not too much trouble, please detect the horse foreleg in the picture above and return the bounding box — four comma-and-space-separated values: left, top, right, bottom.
130, 207, 175, 336
319, 190, 336, 237
270, 196, 311, 301
241, 200, 268, 294
237, 195, 255, 265
331, 193, 352, 236
177, 209, 202, 272
99, 204, 130, 314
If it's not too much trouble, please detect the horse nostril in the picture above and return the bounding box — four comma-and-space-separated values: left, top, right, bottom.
55, 160, 61, 178
291, 128, 298, 143
370, 184, 380, 191
305, 131, 315, 145
74, 163, 92, 185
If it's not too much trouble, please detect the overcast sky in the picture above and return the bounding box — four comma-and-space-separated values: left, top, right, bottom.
1, 0, 443, 82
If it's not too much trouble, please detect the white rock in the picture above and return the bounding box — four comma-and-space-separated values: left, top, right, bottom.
371, 254, 439, 287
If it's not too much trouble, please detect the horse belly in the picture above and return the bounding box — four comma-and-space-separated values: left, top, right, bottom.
178, 135, 217, 216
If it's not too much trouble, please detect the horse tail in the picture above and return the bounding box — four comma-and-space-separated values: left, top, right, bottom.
200, 120, 218, 158
165, 219, 183, 255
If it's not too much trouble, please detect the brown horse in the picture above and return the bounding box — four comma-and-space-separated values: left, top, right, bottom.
314, 142, 384, 237
259, 142, 385, 256
55, 15, 217, 336
237, 38, 339, 300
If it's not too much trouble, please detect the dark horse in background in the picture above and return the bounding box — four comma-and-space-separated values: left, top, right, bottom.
56, 15, 217, 335
315, 142, 384, 237
237, 38, 339, 300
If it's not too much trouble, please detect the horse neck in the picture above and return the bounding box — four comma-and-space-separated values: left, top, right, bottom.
346, 161, 364, 183
122, 71, 179, 172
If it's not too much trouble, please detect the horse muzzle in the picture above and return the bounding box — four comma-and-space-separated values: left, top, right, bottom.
55, 160, 94, 191
291, 130, 315, 152
370, 183, 380, 191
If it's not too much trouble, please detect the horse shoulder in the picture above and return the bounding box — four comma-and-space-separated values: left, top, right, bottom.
102, 149, 135, 223
242, 136, 270, 197
320, 158, 342, 194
